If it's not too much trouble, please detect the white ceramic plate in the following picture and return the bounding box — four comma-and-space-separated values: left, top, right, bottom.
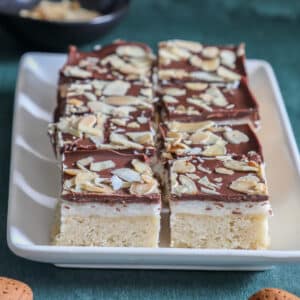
7, 53, 300, 270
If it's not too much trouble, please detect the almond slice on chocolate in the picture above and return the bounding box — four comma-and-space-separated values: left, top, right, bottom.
163, 95, 179, 104
220, 49, 236, 68
185, 82, 208, 91
172, 158, 196, 173
189, 55, 203, 68
217, 66, 241, 81
190, 71, 224, 82
230, 174, 267, 195
187, 97, 212, 111
158, 69, 188, 80
202, 58, 220, 71
169, 40, 203, 52
163, 87, 186, 96
102, 80, 130, 96
129, 181, 157, 195
63, 66, 92, 78
223, 159, 259, 172
215, 167, 234, 175
132, 159, 153, 175
223, 130, 249, 144
202, 46, 219, 58
64, 169, 84, 176
202, 143, 226, 156
76, 156, 94, 167
168, 120, 214, 132
174, 175, 198, 195
126, 131, 154, 145
81, 182, 113, 193
110, 132, 144, 149
206, 86, 228, 107
75, 172, 97, 186
116, 45, 147, 58
90, 160, 116, 172
112, 168, 141, 182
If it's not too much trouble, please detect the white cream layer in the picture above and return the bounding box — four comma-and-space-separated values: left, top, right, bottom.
60, 200, 161, 218
170, 200, 272, 216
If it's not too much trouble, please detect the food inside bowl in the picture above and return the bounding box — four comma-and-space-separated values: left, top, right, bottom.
19, 0, 101, 22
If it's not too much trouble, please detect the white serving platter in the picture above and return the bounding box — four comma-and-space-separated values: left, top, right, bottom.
7, 53, 300, 270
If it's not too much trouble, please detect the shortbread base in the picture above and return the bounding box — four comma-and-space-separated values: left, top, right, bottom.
52, 214, 160, 247
170, 213, 269, 249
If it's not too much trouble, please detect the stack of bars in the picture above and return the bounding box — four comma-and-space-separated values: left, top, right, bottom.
49, 39, 272, 249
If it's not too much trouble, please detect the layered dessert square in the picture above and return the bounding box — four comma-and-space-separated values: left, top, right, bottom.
48, 113, 156, 158
157, 78, 259, 125
160, 120, 261, 158
158, 39, 246, 83
167, 153, 271, 249
52, 151, 161, 247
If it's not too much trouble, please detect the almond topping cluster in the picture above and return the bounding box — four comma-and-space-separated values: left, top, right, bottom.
158, 40, 244, 82
164, 121, 249, 156
63, 158, 159, 195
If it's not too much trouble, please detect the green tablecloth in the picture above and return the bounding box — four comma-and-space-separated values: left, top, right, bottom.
0, 0, 299, 299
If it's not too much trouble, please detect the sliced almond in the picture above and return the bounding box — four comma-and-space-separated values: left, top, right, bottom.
185, 82, 208, 91
111, 118, 128, 126
190, 131, 210, 144
202, 143, 226, 156
217, 66, 241, 81
140, 88, 153, 98
64, 169, 84, 176
116, 45, 147, 58
172, 159, 196, 173
110, 132, 143, 149
174, 175, 198, 195
202, 46, 219, 59
159, 48, 181, 62
206, 86, 228, 107
223, 159, 259, 172
163, 87, 186, 96
237, 43, 245, 57
77, 156, 94, 167
105, 96, 152, 109
67, 98, 83, 106
127, 122, 140, 128
220, 49, 236, 68
63, 66, 92, 78
78, 115, 102, 136
75, 172, 97, 186
191, 71, 224, 82
112, 168, 141, 182
132, 159, 152, 175
201, 187, 220, 195
102, 80, 130, 96
189, 55, 203, 68
158, 69, 188, 80
81, 182, 113, 194
129, 181, 157, 195
202, 58, 220, 71
169, 46, 191, 59
215, 167, 234, 175
169, 40, 203, 52
126, 131, 154, 145
90, 160, 116, 172
168, 120, 214, 133
187, 98, 212, 111
224, 130, 249, 144
229, 174, 267, 195
163, 95, 179, 104
111, 175, 125, 190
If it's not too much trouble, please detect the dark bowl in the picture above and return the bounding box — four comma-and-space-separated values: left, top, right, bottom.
0, 0, 130, 50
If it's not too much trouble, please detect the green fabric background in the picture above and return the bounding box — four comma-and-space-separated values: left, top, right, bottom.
0, 0, 300, 299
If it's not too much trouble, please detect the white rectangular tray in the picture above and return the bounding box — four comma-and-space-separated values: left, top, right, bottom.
7, 53, 300, 270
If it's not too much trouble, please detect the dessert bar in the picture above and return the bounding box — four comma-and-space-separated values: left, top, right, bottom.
52, 150, 161, 247
167, 153, 271, 249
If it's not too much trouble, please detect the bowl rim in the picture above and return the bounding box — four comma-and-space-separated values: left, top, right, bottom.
0, 0, 130, 26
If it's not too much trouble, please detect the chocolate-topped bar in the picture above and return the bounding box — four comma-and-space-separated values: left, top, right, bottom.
49, 113, 156, 157
160, 120, 261, 158
60, 40, 155, 83
52, 150, 161, 247
158, 78, 259, 125
55, 79, 155, 121
62, 150, 160, 204
168, 154, 271, 249
158, 39, 246, 83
